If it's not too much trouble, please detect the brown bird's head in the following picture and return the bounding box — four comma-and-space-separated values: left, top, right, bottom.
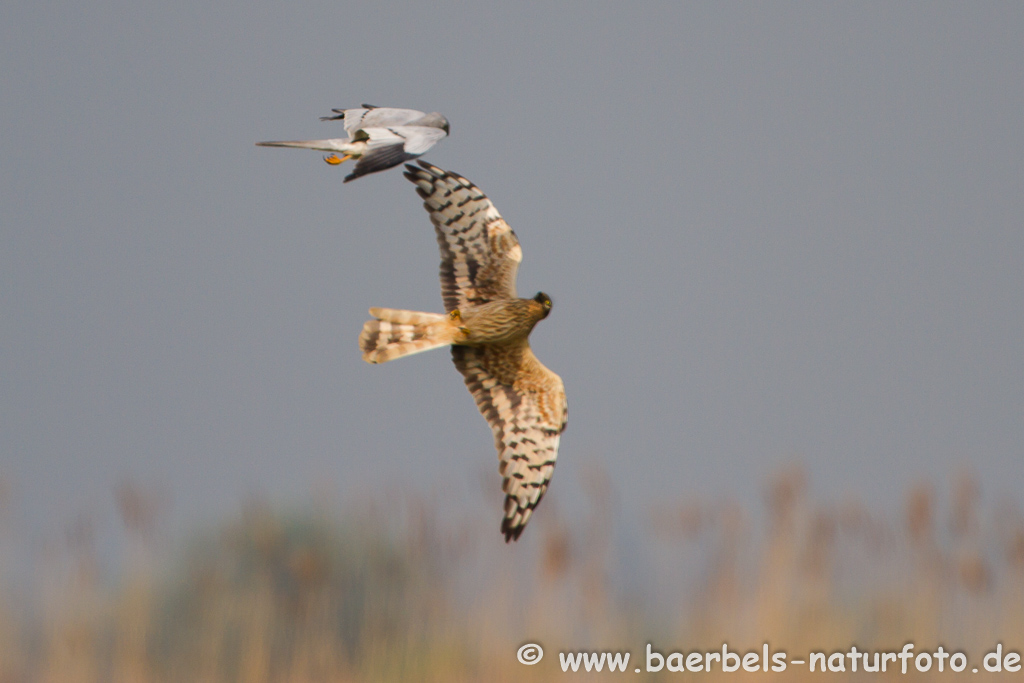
533, 292, 553, 319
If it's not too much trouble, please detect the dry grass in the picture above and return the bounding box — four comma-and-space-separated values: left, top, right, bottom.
0, 467, 1022, 681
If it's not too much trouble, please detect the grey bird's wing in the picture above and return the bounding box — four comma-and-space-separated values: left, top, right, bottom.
320, 106, 429, 136
343, 126, 448, 183
402, 161, 521, 312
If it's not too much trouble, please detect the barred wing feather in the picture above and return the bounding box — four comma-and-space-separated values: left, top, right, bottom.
451, 343, 567, 542
403, 162, 522, 313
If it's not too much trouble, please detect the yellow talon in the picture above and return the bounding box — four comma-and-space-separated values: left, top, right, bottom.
323, 154, 352, 166
449, 309, 462, 322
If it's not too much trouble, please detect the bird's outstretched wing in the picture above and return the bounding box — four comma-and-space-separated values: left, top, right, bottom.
403, 162, 522, 312
320, 106, 428, 135
451, 342, 567, 542
344, 127, 448, 183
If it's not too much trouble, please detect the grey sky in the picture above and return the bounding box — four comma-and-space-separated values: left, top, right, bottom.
2, 2, 1022, 553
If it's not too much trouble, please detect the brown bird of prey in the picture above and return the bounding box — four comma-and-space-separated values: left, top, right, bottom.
256, 104, 449, 182
359, 162, 567, 542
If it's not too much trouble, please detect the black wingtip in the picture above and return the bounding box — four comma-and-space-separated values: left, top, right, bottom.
416, 160, 446, 177
502, 518, 525, 543
403, 161, 441, 181
361, 103, 379, 109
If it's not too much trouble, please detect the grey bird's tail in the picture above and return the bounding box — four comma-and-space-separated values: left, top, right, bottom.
255, 138, 352, 152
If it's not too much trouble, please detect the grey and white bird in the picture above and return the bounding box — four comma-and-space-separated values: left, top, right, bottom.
256, 104, 449, 182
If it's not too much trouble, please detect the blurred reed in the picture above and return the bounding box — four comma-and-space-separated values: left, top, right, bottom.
0, 466, 1021, 682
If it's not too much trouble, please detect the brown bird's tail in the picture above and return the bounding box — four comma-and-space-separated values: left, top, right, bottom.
359, 308, 462, 363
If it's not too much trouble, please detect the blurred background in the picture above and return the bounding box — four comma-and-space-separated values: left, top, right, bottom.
1, 2, 1022, 680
